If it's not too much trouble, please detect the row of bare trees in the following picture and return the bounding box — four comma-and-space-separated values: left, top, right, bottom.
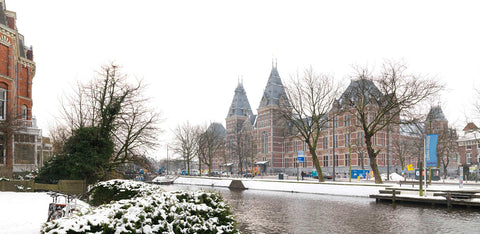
172, 122, 225, 176
280, 60, 444, 183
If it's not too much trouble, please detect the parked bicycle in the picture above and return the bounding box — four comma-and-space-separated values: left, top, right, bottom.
46, 192, 78, 222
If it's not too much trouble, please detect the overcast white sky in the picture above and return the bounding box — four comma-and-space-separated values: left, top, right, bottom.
7, 0, 480, 159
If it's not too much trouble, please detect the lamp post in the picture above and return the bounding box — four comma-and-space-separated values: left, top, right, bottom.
332, 115, 336, 181
166, 145, 169, 176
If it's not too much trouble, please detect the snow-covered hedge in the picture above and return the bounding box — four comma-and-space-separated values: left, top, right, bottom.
88, 179, 158, 206
42, 180, 239, 234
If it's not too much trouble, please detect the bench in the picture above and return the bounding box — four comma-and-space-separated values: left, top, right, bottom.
379, 189, 401, 195
398, 180, 417, 187
434, 192, 480, 199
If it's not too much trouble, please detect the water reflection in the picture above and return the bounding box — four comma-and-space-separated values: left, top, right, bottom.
162, 185, 480, 234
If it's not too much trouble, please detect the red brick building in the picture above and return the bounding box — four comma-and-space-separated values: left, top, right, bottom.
457, 123, 479, 167
0, 1, 50, 177
221, 64, 456, 177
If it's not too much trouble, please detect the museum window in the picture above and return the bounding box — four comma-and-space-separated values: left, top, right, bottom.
344, 114, 350, 127
21, 105, 27, 120
0, 89, 5, 120
357, 132, 364, 146
0, 135, 4, 164
261, 131, 268, 153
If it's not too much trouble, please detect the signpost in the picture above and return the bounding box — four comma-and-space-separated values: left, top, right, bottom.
297, 151, 304, 181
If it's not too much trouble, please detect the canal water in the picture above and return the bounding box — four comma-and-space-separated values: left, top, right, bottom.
163, 185, 480, 234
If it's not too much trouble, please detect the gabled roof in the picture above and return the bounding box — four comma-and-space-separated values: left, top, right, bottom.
463, 122, 479, 132
207, 122, 226, 137
337, 79, 383, 107
425, 106, 447, 122
258, 65, 287, 108
227, 83, 253, 118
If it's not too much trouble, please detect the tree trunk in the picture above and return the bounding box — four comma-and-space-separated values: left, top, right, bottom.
309, 145, 324, 182
365, 135, 383, 183
198, 158, 202, 176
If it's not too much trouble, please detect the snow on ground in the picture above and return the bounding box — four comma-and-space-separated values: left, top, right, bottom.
381, 172, 405, 181
0, 191, 89, 234
0, 192, 52, 234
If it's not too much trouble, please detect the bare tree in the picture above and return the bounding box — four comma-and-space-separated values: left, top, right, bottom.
58, 63, 163, 175
172, 121, 197, 175
280, 67, 338, 182
437, 127, 458, 179
239, 125, 257, 175
0, 107, 26, 174
197, 122, 225, 176
341, 61, 443, 183
48, 124, 71, 156
392, 122, 423, 172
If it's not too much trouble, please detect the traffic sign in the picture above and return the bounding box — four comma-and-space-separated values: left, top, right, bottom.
297, 151, 305, 163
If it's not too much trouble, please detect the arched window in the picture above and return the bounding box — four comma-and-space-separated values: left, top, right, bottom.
21, 105, 28, 120
261, 131, 268, 153
0, 88, 5, 120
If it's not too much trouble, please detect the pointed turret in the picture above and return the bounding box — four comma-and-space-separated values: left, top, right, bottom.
425, 106, 447, 122
258, 64, 287, 108
227, 82, 253, 117
424, 106, 448, 134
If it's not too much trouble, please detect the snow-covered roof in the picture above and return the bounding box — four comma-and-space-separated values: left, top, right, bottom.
255, 161, 269, 165
458, 131, 480, 142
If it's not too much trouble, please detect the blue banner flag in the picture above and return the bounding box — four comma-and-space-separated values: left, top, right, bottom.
425, 134, 438, 167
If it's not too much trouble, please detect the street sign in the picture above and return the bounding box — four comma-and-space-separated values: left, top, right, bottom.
407, 164, 413, 171
297, 151, 305, 163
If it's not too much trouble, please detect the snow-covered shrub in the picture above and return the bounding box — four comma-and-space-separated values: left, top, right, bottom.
88, 179, 158, 206
41, 188, 239, 233
14, 184, 32, 191
0, 177, 9, 181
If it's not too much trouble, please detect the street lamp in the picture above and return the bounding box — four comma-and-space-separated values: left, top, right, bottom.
166, 145, 169, 176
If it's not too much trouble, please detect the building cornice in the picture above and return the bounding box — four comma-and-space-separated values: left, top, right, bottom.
18, 57, 35, 77
0, 24, 15, 38
18, 95, 32, 102
0, 73, 13, 82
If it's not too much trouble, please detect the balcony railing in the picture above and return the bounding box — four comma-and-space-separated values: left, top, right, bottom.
15, 118, 38, 128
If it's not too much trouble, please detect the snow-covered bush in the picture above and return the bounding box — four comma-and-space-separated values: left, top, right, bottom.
88, 179, 158, 206
0, 177, 9, 181
42, 180, 239, 233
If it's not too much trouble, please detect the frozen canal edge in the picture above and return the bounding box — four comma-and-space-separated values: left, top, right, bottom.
173, 177, 390, 198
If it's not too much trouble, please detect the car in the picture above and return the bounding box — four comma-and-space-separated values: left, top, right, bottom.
313, 172, 333, 180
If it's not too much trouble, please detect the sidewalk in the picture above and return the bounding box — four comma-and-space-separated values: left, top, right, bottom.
174, 176, 390, 197
172, 175, 480, 198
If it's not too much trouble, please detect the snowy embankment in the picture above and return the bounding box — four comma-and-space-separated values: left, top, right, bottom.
174, 177, 389, 197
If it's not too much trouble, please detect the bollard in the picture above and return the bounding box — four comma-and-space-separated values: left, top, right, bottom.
392, 189, 396, 204
446, 192, 452, 208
